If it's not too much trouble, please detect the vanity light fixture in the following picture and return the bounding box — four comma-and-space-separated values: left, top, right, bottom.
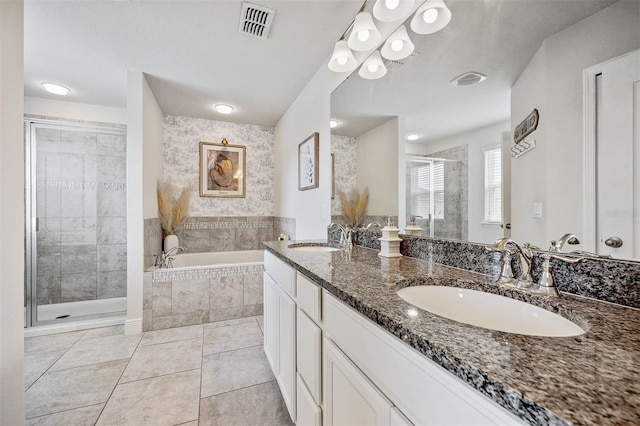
381, 25, 414, 60
406, 134, 420, 141
328, 40, 358, 73
373, 0, 415, 22
214, 104, 235, 114
348, 11, 382, 51
330, 119, 339, 129
359, 50, 388, 79
410, 0, 452, 34
42, 82, 70, 96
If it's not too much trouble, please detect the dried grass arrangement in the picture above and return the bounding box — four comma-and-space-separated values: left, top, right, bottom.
339, 188, 369, 228
157, 180, 191, 235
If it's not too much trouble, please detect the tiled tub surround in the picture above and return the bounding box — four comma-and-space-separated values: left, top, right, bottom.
330, 225, 640, 310
34, 125, 127, 305
143, 216, 296, 270
143, 253, 264, 331
263, 241, 640, 425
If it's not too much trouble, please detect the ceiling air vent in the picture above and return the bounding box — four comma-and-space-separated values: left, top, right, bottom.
239, 2, 275, 40
450, 72, 487, 87
383, 51, 421, 72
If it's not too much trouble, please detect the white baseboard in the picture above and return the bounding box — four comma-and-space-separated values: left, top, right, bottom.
125, 318, 143, 335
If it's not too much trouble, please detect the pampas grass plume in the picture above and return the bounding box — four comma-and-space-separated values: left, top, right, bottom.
157, 180, 190, 234
340, 188, 369, 227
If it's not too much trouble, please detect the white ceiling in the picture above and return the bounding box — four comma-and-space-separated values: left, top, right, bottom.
24, 0, 363, 126
331, 0, 619, 141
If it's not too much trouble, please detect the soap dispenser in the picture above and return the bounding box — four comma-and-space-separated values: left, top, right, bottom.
379, 216, 402, 258
404, 215, 423, 236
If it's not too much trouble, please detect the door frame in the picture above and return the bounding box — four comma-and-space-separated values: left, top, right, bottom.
582, 49, 640, 255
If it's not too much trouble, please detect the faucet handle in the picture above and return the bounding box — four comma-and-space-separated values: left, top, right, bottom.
536, 253, 582, 296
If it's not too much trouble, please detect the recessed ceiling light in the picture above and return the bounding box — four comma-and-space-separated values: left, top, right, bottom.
214, 104, 235, 114
406, 134, 420, 141
42, 82, 70, 96
330, 120, 339, 129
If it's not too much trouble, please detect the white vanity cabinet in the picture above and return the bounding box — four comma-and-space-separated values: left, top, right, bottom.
323, 291, 524, 426
323, 337, 394, 425
296, 272, 323, 426
264, 249, 524, 426
263, 252, 297, 422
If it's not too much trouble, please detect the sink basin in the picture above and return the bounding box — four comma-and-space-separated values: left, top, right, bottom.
288, 243, 340, 253
397, 286, 585, 337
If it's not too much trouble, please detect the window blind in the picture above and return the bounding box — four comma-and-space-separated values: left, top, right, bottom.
484, 147, 502, 223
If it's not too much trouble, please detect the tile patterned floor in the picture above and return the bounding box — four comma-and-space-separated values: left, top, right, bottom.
24, 316, 294, 426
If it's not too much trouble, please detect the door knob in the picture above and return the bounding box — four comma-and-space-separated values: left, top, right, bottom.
604, 237, 623, 248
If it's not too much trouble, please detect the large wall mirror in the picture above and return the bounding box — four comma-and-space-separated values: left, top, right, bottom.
330, 0, 639, 261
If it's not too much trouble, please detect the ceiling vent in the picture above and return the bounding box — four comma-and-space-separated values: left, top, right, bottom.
450, 72, 487, 87
382, 51, 421, 72
239, 2, 275, 40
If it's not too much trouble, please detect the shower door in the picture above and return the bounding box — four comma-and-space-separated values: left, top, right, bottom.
25, 119, 127, 327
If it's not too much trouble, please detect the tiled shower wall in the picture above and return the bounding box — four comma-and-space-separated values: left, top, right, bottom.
35, 125, 127, 304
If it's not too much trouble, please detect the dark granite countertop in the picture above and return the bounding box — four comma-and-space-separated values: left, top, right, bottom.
263, 241, 640, 426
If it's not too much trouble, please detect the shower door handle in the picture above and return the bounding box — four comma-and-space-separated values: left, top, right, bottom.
34, 217, 39, 232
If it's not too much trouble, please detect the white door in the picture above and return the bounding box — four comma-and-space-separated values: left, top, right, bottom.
597, 50, 640, 259
323, 338, 392, 426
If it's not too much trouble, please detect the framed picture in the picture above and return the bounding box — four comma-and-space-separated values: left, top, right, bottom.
298, 132, 319, 191
199, 141, 246, 198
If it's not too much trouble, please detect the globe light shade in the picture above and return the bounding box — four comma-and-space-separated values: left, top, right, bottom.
381, 25, 414, 61
410, 0, 452, 35
348, 12, 382, 51
373, 0, 415, 22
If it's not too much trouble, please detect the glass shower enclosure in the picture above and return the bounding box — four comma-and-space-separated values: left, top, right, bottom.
24, 119, 127, 327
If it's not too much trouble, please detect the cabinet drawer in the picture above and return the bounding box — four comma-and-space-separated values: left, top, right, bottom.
323, 291, 524, 425
297, 374, 322, 426
296, 272, 321, 323
264, 251, 296, 298
297, 308, 322, 403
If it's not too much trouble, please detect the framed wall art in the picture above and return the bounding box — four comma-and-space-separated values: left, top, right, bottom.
199, 140, 246, 198
298, 132, 319, 191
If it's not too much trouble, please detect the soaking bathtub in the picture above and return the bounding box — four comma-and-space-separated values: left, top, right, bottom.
143, 249, 265, 331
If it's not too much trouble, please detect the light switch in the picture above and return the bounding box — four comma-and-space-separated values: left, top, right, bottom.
532, 202, 543, 219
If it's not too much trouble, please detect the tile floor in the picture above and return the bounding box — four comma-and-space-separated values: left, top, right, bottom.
24, 316, 294, 425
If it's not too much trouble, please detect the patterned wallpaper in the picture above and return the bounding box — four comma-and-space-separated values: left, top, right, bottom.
163, 115, 275, 216
330, 134, 358, 215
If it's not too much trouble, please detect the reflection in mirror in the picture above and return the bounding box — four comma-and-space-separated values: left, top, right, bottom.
330, 0, 639, 260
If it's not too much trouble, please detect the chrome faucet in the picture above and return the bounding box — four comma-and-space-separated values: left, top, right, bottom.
159, 246, 185, 268
549, 233, 580, 252
329, 223, 353, 250
490, 238, 534, 289
537, 252, 582, 296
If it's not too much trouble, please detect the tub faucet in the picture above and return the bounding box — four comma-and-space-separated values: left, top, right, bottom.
160, 246, 185, 268
329, 223, 352, 251
165, 246, 185, 257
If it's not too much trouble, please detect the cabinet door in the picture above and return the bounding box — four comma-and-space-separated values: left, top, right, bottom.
297, 374, 322, 426
297, 308, 322, 403
263, 272, 279, 376
323, 338, 392, 426
278, 285, 297, 422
